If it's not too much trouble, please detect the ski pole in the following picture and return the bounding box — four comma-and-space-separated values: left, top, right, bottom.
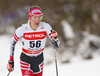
7, 72, 11, 76
51, 30, 59, 76
54, 45, 58, 76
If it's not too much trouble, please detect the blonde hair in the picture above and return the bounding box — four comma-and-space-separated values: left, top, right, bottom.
27, 5, 42, 22
29, 5, 42, 12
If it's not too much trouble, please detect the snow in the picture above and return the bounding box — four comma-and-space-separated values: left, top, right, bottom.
0, 35, 100, 76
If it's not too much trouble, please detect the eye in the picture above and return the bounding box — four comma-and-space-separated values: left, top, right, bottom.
38, 17, 41, 19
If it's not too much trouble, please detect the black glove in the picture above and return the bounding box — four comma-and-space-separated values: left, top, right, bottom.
7, 60, 14, 72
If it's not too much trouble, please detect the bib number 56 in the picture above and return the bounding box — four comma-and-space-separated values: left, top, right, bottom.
30, 40, 41, 48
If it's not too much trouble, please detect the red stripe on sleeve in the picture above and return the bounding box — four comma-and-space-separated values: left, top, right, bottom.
14, 35, 18, 41
15, 34, 19, 39
49, 33, 52, 36
59, 44, 60, 46
50, 36, 52, 39
10, 56, 14, 61
14, 33, 19, 41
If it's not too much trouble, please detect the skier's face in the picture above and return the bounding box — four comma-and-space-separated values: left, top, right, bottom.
31, 16, 43, 26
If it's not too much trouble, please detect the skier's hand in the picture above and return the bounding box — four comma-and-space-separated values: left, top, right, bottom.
51, 31, 58, 40
7, 60, 14, 72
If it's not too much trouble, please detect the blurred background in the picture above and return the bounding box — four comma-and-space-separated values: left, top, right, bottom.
0, 0, 100, 76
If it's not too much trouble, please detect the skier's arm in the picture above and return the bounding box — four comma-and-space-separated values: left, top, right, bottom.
9, 26, 23, 61
9, 35, 19, 61
46, 24, 60, 47
7, 26, 23, 72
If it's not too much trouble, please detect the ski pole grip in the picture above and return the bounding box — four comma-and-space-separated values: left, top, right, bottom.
51, 30, 58, 39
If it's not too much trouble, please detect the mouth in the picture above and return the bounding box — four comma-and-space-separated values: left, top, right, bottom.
35, 23, 39, 25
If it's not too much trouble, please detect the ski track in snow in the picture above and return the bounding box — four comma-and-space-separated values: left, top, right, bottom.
0, 35, 100, 76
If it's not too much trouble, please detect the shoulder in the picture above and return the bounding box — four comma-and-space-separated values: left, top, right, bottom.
17, 23, 29, 30
41, 22, 52, 33
16, 23, 28, 32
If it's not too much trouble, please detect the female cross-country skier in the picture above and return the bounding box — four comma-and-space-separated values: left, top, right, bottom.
7, 5, 60, 76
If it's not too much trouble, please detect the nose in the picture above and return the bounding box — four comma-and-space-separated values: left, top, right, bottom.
35, 19, 41, 22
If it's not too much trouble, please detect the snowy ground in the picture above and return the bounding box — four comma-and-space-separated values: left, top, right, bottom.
0, 35, 100, 76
